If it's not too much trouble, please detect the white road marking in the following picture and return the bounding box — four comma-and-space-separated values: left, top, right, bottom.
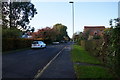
33, 46, 66, 80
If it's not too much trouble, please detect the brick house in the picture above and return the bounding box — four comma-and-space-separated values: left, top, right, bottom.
83, 26, 105, 40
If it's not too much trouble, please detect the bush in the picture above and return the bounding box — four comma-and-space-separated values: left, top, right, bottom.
80, 40, 103, 57
106, 27, 120, 77
80, 18, 120, 77
93, 35, 101, 39
2, 38, 33, 52
2, 28, 22, 38
80, 27, 120, 77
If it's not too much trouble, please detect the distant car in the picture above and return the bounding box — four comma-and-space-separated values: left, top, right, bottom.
52, 42, 60, 45
31, 41, 46, 48
60, 40, 65, 43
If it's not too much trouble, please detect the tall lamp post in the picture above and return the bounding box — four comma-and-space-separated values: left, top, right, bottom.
69, 1, 74, 42
10, 0, 12, 28
118, 1, 120, 18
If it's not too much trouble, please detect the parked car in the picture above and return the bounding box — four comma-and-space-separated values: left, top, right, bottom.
31, 41, 46, 48
52, 42, 60, 45
60, 40, 65, 43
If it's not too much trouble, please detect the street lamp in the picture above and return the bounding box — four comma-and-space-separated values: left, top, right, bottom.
69, 1, 74, 42
10, 0, 12, 28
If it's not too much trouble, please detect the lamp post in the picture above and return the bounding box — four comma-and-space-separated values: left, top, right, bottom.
10, 0, 12, 28
118, 1, 120, 18
69, 1, 74, 42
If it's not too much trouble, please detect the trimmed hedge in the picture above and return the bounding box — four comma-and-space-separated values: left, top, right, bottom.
2, 38, 33, 52
80, 39, 119, 77
80, 40, 104, 61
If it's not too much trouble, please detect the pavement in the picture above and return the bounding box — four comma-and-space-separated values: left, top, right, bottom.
39, 44, 76, 79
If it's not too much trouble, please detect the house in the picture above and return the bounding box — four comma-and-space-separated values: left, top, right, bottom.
22, 32, 32, 38
83, 26, 105, 40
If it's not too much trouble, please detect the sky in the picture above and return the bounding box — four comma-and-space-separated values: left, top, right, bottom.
29, 0, 118, 38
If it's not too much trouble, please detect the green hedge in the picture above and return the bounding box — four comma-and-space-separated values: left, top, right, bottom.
80, 40, 86, 48
80, 40, 104, 61
80, 39, 119, 77
2, 38, 33, 52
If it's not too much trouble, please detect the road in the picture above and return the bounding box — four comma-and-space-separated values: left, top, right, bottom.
2, 43, 75, 79
39, 43, 76, 79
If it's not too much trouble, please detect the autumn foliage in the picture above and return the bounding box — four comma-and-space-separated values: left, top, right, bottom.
31, 24, 70, 42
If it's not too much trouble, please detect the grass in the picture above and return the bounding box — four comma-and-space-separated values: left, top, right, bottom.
71, 45, 101, 64
74, 65, 113, 78
71, 45, 114, 78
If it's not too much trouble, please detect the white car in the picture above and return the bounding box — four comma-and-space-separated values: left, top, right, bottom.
31, 41, 46, 48
52, 42, 60, 45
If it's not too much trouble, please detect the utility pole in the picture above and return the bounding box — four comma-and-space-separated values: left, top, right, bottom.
9, 0, 12, 28
69, 1, 74, 42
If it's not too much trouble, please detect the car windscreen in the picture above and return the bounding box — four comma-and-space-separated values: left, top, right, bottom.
38, 41, 43, 44
32, 41, 38, 44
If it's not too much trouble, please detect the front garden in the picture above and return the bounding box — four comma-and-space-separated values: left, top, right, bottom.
71, 45, 116, 78
71, 18, 120, 78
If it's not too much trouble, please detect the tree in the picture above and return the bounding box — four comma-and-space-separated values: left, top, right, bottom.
2, 2, 37, 31
83, 30, 90, 40
73, 32, 79, 42
31, 27, 35, 33
53, 23, 69, 41
38, 27, 51, 39
32, 27, 53, 41
2, 2, 9, 28
79, 32, 84, 40
109, 18, 120, 76
72, 32, 84, 44
31, 24, 70, 42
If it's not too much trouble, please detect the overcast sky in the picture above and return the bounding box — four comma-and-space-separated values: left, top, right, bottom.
29, 1, 118, 38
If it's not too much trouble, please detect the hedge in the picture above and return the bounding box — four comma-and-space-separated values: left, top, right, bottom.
80, 40, 105, 62
80, 39, 119, 78
2, 38, 33, 52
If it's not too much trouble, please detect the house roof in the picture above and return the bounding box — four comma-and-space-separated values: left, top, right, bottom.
84, 26, 105, 28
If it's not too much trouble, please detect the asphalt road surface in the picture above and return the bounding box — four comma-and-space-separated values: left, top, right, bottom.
39, 44, 76, 79
2, 42, 76, 79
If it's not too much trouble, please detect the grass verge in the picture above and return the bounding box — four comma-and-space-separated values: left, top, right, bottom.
74, 65, 113, 78
71, 45, 101, 64
71, 45, 114, 78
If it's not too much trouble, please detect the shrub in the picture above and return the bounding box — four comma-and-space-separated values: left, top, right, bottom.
2, 38, 33, 52
80, 18, 120, 77
2, 28, 22, 38
93, 35, 101, 39
81, 40, 103, 57
105, 27, 120, 77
